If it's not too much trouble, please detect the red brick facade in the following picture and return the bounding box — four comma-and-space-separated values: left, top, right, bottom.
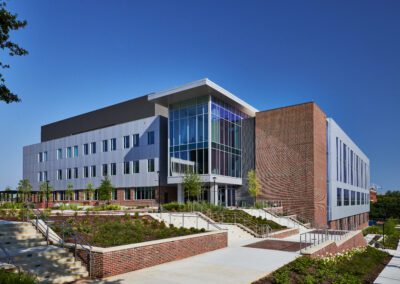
76, 231, 227, 278
255, 103, 327, 228
328, 212, 369, 230
32, 187, 177, 208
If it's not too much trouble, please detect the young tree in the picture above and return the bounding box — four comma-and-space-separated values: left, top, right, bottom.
39, 182, 53, 204
17, 179, 32, 203
0, 1, 28, 103
85, 182, 95, 201
4, 186, 12, 202
182, 171, 202, 201
98, 177, 113, 203
65, 183, 74, 201
247, 170, 260, 205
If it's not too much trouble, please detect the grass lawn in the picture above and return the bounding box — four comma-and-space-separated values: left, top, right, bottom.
50, 214, 205, 247
253, 246, 391, 284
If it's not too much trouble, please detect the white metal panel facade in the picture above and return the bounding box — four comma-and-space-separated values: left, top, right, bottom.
327, 118, 370, 221
23, 116, 161, 191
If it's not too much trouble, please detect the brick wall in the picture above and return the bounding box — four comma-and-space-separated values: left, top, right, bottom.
269, 228, 299, 239
303, 230, 367, 258
328, 212, 369, 230
77, 231, 227, 278
255, 103, 327, 228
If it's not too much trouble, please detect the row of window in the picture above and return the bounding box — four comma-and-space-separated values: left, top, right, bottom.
336, 137, 369, 189
39, 131, 155, 162
336, 188, 370, 207
38, 159, 156, 182
51, 187, 155, 201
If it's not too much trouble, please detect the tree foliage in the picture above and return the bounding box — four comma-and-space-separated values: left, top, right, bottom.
182, 171, 202, 201
370, 191, 400, 220
39, 182, 53, 202
0, 1, 28, 103
85, 182, 95, 201
17, 179, 31, 202
247, 170, 260, 204
98, 177, 113, 202
66, 182, 74, 201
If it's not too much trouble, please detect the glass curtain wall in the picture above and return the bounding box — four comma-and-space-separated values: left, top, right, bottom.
169, 96, 209, 175
211, 96, 247, 178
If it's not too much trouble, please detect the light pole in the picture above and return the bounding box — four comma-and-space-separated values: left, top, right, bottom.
45, 180, 49, 209
213, 176, 216, 205
157, 171, 161, 213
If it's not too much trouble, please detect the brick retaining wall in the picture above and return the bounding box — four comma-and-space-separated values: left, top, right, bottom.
269, 228, 299, 239
302, 230, 366, 258
75, 231, 227, 278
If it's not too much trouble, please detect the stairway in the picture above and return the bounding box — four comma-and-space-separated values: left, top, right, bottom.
0, 221, 88, 283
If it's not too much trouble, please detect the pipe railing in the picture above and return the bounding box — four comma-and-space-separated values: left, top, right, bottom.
28, 209, 93, 278
299, 229, 351, 253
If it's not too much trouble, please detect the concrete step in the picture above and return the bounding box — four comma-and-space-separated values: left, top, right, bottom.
0, 233, 44, 240
10, 246, 72, 261
0, 240, 48, 249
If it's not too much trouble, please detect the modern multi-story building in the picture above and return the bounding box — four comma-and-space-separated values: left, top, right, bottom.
22, 79, 370, 229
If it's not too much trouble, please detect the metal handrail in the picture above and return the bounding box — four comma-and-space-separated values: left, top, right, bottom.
0, 242, 21, 273
299, 229, 351, 253
28, 208, 93, 278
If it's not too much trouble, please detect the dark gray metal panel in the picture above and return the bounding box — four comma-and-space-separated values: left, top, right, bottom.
159, 116, 169, 186
236, 117, 255, 204
41, 96, 168, 142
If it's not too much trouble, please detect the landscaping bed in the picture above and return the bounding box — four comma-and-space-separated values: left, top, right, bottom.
49, 214, 205, 247
163, 202, 286, 233
253, 246, 391, 284
363, 218, 400, 249
0, 269, 36, 284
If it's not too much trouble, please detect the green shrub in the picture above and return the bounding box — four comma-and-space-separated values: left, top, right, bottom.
0, 269, 37, 284
162, 202, 185, 212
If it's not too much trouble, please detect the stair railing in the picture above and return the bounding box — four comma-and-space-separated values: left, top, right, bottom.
0, 242, 20, 273
28, 208, 93, 278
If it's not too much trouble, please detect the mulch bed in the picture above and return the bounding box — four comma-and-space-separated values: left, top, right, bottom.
244, 240, 310, 252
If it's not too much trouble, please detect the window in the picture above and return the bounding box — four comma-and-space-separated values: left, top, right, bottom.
38, 172, 41, 182
135, 187, 155, 199
57, 169, 63, 180
67, 168, 72, 179
91, 142, 96, 154
133, 160, 139, 173
74, 167, 78, 179
84, 143, 89, 155
351, 191, 355, 205
111, 138, 117, 151
124, 188, 131, 200
147, 131, 154, 145
112, 189, 117, 200
337, 188, 342, 206
84, 166, 89, 178
133, 134, 139, 147
124, 162, 130, 174
43, 171, 48, 181
102, 140, 108, 152
344, 189, 349, 206
91, 165, 96, 177
111, 163, 117, 176
148, 159, 155, 172
102, 164, 108, 176
57, 148, 63, 160
124, 135, 130, 149
73, 146, 79, 157
75, 190, 79, 201
357, 192, 360, 205
38, 152, 47, 162
67, 147, 72, 158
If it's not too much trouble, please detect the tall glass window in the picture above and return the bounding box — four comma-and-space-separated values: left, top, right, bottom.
169, 96, 209, 175
211, 96, 246, 177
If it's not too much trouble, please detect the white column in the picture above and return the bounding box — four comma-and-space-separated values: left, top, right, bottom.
210, 184, 218, 205
177, 184, 184, 203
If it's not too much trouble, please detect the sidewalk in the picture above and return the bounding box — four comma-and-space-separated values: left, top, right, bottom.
374, 241, 400, 284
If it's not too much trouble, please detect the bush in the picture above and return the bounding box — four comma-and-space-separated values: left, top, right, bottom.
0, 269, 37, 284
162, 202, 185, 212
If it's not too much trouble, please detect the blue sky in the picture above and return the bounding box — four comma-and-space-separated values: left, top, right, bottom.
1, 0, 399, 192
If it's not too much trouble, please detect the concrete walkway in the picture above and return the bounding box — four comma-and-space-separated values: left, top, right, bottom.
374, 241, 400, 284
91, 239, 298, 284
